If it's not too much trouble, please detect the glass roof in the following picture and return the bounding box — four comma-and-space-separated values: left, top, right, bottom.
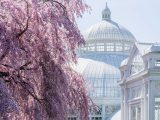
74, 58, 121, 98
75, 52, 127, 98
83, 1, 136, 43
83, 20, 136, 42
74, 53, 128, 98
75, 58, 120, 77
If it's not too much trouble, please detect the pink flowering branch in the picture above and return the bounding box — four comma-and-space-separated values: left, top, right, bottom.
0, 0, 89, 120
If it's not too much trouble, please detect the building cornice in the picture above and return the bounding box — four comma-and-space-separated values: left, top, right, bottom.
119, 68, 160, 85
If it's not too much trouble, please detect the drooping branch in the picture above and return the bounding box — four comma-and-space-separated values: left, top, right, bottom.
43, 0, 67, 15
0, 0, 89, 119
16, 1, 30, 39
52, 0, 67, 15
0, 39, 10, 62
16, 18, 29, 39
0, 61, 42, 104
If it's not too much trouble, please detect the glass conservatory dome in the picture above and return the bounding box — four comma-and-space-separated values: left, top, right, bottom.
79, 3, 136, 54
84, 20, 136, 42
74, 2, 137, 120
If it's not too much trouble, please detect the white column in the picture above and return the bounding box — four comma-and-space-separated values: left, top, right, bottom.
144, 82, 148, 120
124, 87, 128, 120
121, 87, 124, 120
148, 80, 155, 120
143, 84, 146, 120
141, 81, 145, 120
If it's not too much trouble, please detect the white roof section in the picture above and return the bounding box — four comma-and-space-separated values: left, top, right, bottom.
120, 42, 160, 67
83, 20, 136, 42
147, 43, 160, 53
110, 110, 121, 120
136, 42, 160, 55
120, 57, 129, 67
73, 58, 121, 98
74, 58, 120, 77
83, 3, 136, 43
135, 42, 152, 55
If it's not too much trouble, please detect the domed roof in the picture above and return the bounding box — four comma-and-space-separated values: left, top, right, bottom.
83, 3, 136, 43
84, 20, 136, 42
73, 58, 121, 98
75, 58, 120, 75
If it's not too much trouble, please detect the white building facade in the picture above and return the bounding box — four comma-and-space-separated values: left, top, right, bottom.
118, 43, 160, 120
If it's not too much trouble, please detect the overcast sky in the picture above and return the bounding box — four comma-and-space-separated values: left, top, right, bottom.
76, 0, 160, 43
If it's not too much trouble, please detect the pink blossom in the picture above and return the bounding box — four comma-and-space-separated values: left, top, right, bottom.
0, 0, 89, 120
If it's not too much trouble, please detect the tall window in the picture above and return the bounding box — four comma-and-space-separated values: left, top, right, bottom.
131, 87, 142, 99
88, 44, 95, 51
130, 104, 141, 120
124, 44, 130, 51
155, 97, 160, 120
106, 43, 114, 51
115, 43, 123, 51
96, 43, 104, 51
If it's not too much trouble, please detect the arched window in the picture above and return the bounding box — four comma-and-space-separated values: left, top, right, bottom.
131, 54, 144, 75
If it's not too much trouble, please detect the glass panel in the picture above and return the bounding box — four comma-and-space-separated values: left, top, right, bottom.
155, 60, 160, 67
130, 86, 142, 99
155, 81, 160, 94
137, 107, 141, 120
126, 88, 130, 100
130, 104, 141, 120
97, 46, 104, 51
115, 43, 123, 51
106, 43, 114, 51
124, 44, 130, 51
131, 53, 144, 75
155, 97, 160, 120
88, 43, 95, 51
131, 106, 136, 120
88, 46, 95, 51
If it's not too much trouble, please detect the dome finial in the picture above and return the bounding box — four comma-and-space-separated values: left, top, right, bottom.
106, 2, 108, 8
102, 2, 111, 21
